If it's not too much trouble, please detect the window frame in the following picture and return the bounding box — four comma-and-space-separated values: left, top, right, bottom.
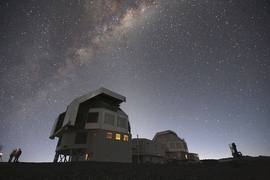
117, 116, 126, 128
104, 112, 115, 126
123, 135, 129, 141
86, 112, 99, 123
115, 133, 121, 140
107, 132, 112, 139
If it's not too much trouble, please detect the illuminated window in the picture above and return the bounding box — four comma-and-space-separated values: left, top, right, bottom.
85, 154, 89, 160
123, 135, 128, 141
185, 154, 188, 159
107, 132, 112, 139
116, 133, 121, 140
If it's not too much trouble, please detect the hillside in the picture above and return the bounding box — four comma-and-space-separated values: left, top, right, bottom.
0, 160, 269, 180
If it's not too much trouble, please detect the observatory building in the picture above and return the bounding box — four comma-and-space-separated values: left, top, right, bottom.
132, 130, 200, 164
50, 87, 132, 163
152, 130, 189, 161
152, 130, 200, 163
132, 138, 166, 163
50, 88, 200, 164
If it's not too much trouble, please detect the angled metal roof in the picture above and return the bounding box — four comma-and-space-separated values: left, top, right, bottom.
152, 130, 184, 141
50, 87, 126, 139
63, 87, 125, 126
79, 87, 126, 104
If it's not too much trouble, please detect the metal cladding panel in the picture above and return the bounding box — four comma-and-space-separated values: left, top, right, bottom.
83, 88, 103, 100
83, 87, 126, 103
152, 130, 182, 141
101, 88, 126, 103
63, 100, 79, 126
75, 96, 86, 103
50, 87, 127, 139
68, 112, 78, 126
49, 117, 59, 139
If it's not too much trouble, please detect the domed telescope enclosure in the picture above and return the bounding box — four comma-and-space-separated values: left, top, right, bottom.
153, 130, 200, 164
50, 87, 132, 163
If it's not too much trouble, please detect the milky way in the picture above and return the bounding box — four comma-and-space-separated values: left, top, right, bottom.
0, 0, 269, 162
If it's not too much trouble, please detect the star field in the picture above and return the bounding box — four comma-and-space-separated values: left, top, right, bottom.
0, 0, 269, 162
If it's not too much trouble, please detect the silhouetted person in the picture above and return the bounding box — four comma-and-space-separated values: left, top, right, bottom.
13, 148, 22, 163
8, 148, 17, 162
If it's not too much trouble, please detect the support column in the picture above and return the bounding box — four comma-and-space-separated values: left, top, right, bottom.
53, 152, 59, 163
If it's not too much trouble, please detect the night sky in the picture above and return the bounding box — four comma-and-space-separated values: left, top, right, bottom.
1, 0, 269, 162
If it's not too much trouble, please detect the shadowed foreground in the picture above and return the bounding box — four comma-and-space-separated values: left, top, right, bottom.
0, 161, 269, 180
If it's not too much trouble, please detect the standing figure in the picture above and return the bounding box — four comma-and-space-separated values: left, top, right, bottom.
13, 148, 22, 163
8, 148, 17, 162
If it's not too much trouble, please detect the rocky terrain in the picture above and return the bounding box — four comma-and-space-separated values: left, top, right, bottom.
0, 160, 269, 180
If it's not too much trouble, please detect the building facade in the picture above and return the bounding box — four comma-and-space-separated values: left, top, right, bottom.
50, 88, 200, 164
132, 138, 166, 164
50, 87, 132, 163
152, 130, 200, 163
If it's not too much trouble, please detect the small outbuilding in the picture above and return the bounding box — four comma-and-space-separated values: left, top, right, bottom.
132, 138, 166, 164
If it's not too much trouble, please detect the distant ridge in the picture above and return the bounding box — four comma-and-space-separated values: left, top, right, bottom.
217, 155, 270, 162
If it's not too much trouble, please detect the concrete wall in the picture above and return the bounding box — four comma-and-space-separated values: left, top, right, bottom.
85, 129, 132, 163
132, 139, 166, 163
56, 129, 132, 163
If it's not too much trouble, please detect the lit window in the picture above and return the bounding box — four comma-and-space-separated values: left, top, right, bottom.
123, 135, 128, 141
107, 132, 112, 139
116, 133, 121, 140
185, 154, 188, 159
85, 154, 89, 160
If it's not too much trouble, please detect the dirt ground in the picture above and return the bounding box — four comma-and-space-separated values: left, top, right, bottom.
0, 160, 269, 180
